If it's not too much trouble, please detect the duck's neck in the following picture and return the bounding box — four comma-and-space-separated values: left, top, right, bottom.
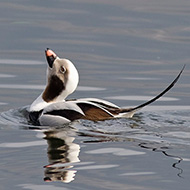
29, 92, 67, 112
29, 94, 49, 112
42, 75, 66, 103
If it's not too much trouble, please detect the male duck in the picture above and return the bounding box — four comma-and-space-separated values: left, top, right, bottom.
29, 49, 184, 126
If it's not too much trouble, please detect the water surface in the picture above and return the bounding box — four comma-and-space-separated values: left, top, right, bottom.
0, 1, 190, 190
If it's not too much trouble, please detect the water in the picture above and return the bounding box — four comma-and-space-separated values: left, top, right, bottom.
0, 0, 190, 190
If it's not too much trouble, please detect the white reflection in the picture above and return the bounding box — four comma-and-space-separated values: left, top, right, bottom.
0, 74, 16, 78
86, 147, 145, 156
0, 59, 44, 65
75, 164, 118, 170
165, 132, 190, 139
77, 86, 106, 91
0, 140, 46, 148
0, 84, 105, 91
106, 96, 179, 101
0, 102, 7, 105
43, 129, 80, 183
180, 158, 190, 162
143, 105, 190, 111
122, 77, 160, 80
120, 172, 156, 176
0, 84, 45, 90
18, 184, 69, 190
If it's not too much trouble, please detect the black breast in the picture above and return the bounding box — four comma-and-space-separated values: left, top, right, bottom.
29, 110, 42, 125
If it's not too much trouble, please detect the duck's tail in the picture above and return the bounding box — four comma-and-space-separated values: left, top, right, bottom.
118, 65, 185, 118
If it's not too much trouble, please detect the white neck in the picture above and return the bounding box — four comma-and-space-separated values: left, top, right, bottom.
29, 94, 49, 112
63, 59, 79, 96
29, 59, 79, 112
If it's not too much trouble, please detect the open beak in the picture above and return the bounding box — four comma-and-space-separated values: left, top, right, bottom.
45, 48, 57, 68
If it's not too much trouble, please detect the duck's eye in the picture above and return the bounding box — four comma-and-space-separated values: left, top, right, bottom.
60, 66, 66, 73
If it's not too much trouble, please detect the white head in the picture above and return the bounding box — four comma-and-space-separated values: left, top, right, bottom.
29, 49, 79, 112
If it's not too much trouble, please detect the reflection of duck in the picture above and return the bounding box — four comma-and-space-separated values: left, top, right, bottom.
29, 49, 184, 126
43, 129, 80, 183
139, 142, 184, 177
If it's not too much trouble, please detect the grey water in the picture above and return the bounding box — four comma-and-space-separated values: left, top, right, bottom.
0, 0, 190, 190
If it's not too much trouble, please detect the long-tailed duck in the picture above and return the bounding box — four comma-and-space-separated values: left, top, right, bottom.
29, 49, 184, 126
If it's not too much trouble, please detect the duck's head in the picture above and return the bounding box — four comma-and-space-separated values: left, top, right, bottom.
42, 48, 79, 102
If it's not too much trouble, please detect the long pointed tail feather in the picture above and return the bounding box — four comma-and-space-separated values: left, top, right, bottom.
121, 65, 185, 116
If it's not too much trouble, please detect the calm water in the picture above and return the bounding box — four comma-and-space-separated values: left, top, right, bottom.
0, 1, 190, 190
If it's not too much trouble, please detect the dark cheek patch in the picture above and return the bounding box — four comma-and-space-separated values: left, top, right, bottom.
43, 75, 65, 102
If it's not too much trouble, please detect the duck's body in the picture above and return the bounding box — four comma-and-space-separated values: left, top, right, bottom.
29, 49, 184, 126
29, 97, 135, 126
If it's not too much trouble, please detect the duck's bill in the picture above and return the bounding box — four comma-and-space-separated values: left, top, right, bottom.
45, 48, 57, 68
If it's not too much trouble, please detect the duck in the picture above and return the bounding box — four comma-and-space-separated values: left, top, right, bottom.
29, 49, 184, 126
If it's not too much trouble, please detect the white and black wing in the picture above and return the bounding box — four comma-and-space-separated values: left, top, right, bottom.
39, 99, 117, 125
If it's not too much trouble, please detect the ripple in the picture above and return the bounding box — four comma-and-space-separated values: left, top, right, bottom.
77, 108, 190, 148
1, 104, 190, 149
1, 105, 190, 181
0, 106, 29, 127
0, 59, 44, 65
